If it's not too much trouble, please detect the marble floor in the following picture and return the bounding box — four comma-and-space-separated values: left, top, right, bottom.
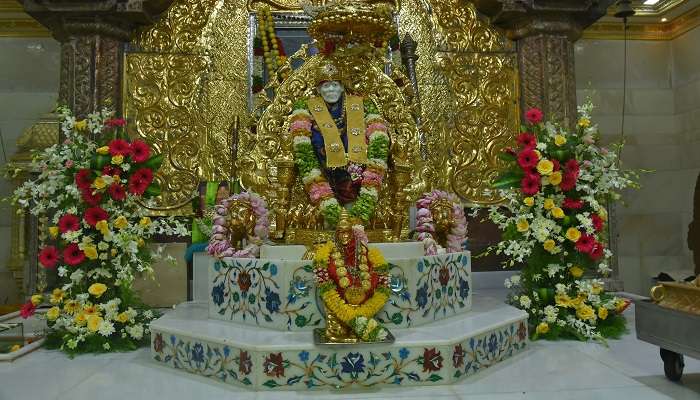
1, 298, 699, 400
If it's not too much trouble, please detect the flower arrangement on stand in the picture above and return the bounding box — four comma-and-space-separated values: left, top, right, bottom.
488, 102, 638, 341
413, 190, 467, 255
11, 107, 188, 355
290, 98, 390, 227
206, 191, 270, 258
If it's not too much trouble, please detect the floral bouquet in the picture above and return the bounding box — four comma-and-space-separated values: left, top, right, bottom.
488, 102, 638, 341
11, 107, 188, 355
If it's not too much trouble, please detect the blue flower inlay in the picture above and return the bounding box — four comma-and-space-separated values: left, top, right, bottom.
340, 352, 365, 379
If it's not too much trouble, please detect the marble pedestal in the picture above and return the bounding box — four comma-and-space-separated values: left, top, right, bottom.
150, 246, 528, 391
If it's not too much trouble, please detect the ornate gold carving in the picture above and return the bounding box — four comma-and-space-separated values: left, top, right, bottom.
651, 280, 700, 316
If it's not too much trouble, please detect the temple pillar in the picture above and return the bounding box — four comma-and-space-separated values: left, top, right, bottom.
19, 0, 173, 117
472, 0, 613, 129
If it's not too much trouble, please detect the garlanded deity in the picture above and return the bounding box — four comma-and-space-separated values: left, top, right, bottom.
289, 61, 391, 228
313, 209, 392, 343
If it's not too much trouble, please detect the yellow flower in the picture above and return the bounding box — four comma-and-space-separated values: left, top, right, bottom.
64, 300, 79, 314
114, 215, 129, 230
555, 293, 572, 307
314, 242, 333, 264
554, 134, 567, 146
598, 307, 609, 320
50, 288, 64, 304
576, 304, 596, 321
46, 306, 60, 321
88, 283, 108, 298
524, 197, 534, 207
616, 299, 628, 313
536, 322, 550, 334
115, 312, 129, 323
137, 238, 145, 248
543, 198, 555, 210
551, 207, 565, 219
97, 146, 110, 155
30, 294, 43, 306
111, 248, 117, 257
543, 239, 557, 253
93, 176, 107, 190
591, 283, 603, 295
111, 155, 124, 165
578, 117, 591, 128
95, 220, 110, 236
549, 171, 563, 186
516, 218, 530, 232
112, 175, 121, 183
566, 227, 581, 242
368, 247, 387, 267
48, 226, 59, 238
74, 313, 87, 326
83, 246, 98, 260
534, 150, 542, 159
10, 344, 21, 352
74, 119, 87, 131
569, 266, 584, 278
87, 314, 103, 332
139, 217, 152, 227
536, 159, 554, 176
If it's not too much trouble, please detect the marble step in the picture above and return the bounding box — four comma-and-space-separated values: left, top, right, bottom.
149, 297, 528, 391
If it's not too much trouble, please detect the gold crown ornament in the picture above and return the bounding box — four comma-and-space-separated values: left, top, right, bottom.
305, 0, 397, 47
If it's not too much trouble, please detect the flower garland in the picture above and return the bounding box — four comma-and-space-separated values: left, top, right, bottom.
11, 108, 189, 355
207, 191, 270, 259
489, 102, 640, 341
253, 6, 288, 93
290, 98, 390, 227
313, 227, 391, 342
414, 190, 468, 255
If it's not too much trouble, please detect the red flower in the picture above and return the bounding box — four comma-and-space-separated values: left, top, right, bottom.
108, 183, 126, 201
422, 348, 444, 372
104, 118, 126, 127
591, 242, 605, 260
20, 301, 36, 319
521, 174, 540, 195
84, 206, 109, 227
263, 352, 285, 377
63, 243, 85, 266
552, 159, 561, 171
452, 344, 465, 368
75, 169, 92, 190
517, 149, 539, 169
129, 140, 151, 163
565, 159, 580, 175
562, 198, 584, 209
128, 168, 154, 195
525, 108, 543, 124
516, 132, 537, 149
108, 139, 131, 156
102, 165, 122, 177
591, 214, 605, 232
132, 168, 154, 184
81, 189, 103, 206
58, 214, 80, 233
575, 234, 596, 254
239, 350, 252, 375
559, 172, 578, 191
38, 246, 60, 269
128, 178, 149, 195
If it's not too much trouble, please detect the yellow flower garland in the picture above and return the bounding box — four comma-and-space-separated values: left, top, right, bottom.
321, 289, 389, 324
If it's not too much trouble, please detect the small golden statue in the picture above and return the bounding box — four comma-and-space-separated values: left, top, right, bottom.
313, 210, 393, 344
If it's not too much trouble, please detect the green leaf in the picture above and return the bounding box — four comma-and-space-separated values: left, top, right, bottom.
492, 170, 524, 189
144, 182, 162, 197
390, 312, 404, 325
143, 154, 164, 171
497, 151, 516, 162
92, 154, 111, 170
428, 374, 443, 382
263, 380, 280, 388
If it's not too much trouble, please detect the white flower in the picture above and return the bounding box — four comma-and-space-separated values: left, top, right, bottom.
58, 266, 68, 278
510, 275, 521, 285
143, 310, 153, 320
126, 324, 144, 340
519, 295, 532, 309
98, 320, 115, 337
504, 278, 512, 289
70, 269, 84, 283
544, 305, 558, 323
121, 163, 131, 171
597, 263, 612, 275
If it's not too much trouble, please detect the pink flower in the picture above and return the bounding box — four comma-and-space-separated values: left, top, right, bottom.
290, 120, 312, 133
525, 108, 543, 124
65, 160, 74, 168
362, 169, 383, 186
105, 118, 126, 127
366, 123, 387, 136
562, 198, 584, 210
20, 301, 36, 319
309, 182, 333, 203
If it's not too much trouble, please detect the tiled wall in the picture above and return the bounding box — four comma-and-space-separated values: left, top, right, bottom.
575, 27, 700, 295
0, 37, 60, 303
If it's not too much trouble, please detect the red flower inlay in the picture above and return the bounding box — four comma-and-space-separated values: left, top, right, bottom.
263, 352, 285, 377
237, 271, 252, 293
422, 347, 444, 372
438, 266, 450, 287
452, 344, 465, 368
239, 350, 252, 375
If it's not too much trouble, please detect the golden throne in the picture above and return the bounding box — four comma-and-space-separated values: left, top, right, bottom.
237, 0, 423, 245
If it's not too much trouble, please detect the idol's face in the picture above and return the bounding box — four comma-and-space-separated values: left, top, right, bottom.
336, 229, 352, 246
318, 80, 344, 104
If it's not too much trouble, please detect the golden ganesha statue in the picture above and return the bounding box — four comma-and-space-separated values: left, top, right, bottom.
236, 0, 423, 245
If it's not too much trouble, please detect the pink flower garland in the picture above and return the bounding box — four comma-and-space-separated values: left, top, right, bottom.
207, 192, 270, 259
414, 190, 467, 256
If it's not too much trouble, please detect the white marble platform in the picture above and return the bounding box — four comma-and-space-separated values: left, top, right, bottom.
149, 296, 527, 390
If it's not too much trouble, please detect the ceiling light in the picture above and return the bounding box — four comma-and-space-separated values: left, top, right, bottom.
644, 0, 661, 5
661, 17, 668, 22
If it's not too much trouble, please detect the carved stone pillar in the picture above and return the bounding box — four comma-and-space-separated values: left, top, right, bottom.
20, 0, 173, 117
472, 0, 614, 129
